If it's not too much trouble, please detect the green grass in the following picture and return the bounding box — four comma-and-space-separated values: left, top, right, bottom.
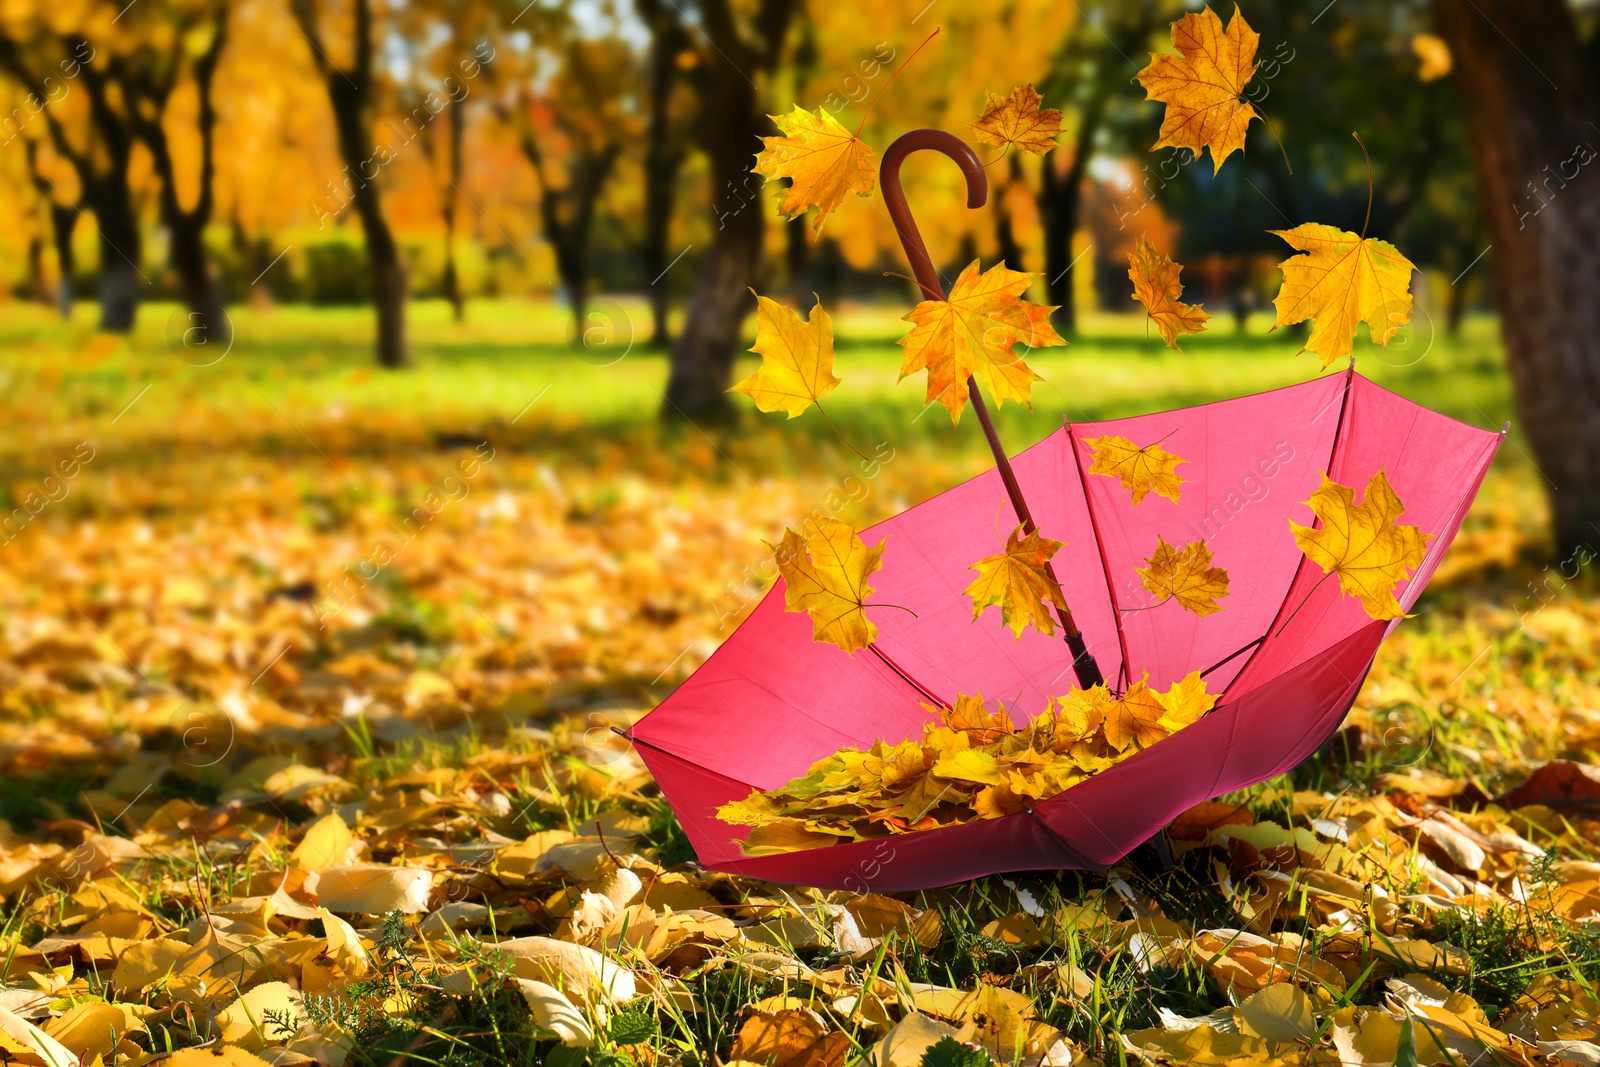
0, 294, 1526, 498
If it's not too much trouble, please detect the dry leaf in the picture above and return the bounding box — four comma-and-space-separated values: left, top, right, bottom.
753, 106, 875, 234
967, 84, 1062, 156
313, 865, 433, 914
517, 979, 594, 1047
1137, 536, 1230, 616
1290, 471, 1432, 620
1083, 434, 1186, 505
1271, 223, 1417, 367
898, 259, 1063, 424
1135, 6, 1261, 172
964, 525, 1067, 638
770, 516, 886, 655
730, 294, 842, 418
1128, 236, 1209, 351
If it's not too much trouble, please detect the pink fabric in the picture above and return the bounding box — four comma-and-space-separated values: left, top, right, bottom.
630, 373, 1502, 890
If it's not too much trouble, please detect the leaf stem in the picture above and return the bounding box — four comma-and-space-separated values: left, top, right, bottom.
979, 144, 1012, 170
856, 27, 942, 138
882, 270, 943, 302
812, 399, 870, 460
1253, 102, 1294, 174
1354, 131, 1373, 240
865, 602, 920, 618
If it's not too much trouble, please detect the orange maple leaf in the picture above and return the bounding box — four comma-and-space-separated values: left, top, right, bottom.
753, 106, 875, 234
967, 84, 1063, 156
964, 525, 1068, 638
897, 260, 1064, 424
1128, 236, 1209, 351
1135, 6, 1261, 173
1137, 536, 1230, 616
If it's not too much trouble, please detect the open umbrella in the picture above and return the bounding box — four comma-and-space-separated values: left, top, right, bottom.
626, 131, 1501, 892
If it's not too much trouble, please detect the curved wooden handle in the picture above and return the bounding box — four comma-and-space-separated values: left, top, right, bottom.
878, 128, 1105, 690
881, 129, 988, 303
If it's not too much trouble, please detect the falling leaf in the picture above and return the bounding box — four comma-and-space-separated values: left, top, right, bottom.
1135, 6, 1261, 172
770, 516, 887, 655
1412, 33, 1452, 81
967, 85, 1062, 156
1137, 536, 1230, 616
964, 525, 1067, 638
1128, 236, 1209, 351
898, 260, 1063, 423
753, 106, 876, 234
1083, 434, 1187, 505
1290, 471, 1433, 620
730, 294, 842, 418
1271, 223, 1417, 367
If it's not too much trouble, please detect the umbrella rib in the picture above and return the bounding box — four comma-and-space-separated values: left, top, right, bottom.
1066, 423, 1131, 690
867, 644, 946, 708
1221, 365, 1358, 702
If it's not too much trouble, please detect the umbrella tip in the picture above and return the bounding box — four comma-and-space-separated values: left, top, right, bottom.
1500, 421, 1510, 435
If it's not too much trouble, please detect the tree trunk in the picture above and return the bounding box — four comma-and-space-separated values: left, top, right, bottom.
641, 2, 687, 348
1039, 105, 1098, 334
85, 175, 141, 333
659, 0, 794, 422
441, 93, 465, 323
1433, 0, 1600, 557
662, 82, 765, 421
50, 203, 75, 318
994, 154, 1026, 273
295, 0, 410, 368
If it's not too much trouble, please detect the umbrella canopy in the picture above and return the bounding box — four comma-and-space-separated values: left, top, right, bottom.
628, 370, 1501, 891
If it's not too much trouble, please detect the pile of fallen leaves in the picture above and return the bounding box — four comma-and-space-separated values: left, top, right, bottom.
718, 678, 1216, 854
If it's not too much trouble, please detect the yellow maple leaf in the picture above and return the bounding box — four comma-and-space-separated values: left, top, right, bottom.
1157, 671, 1217, 732
898, 259, 1064, 423
1289, 470, 1433, 620
1102, 677, 1169, 753
964, 524, 1068, 638
1135, 5, 1261, 173
1137, 536, 1230, 616
729, 293, 841, 418
1103, 671, 1218, 752
752, 106, 875, 234
770, 516, 886, 654
1270, 223, 1417, 368
1083, 433, 1187, 505
939, 692, 1017, 737
1048, 686, 1109, 743
967, 84, 1063, 156
1129, 236, 1209, 351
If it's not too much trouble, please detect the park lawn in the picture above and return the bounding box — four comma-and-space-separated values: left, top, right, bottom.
0, 297, 1592, 1066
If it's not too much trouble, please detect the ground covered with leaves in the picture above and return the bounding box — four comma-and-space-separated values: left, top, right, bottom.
0, 303, 1594, 1066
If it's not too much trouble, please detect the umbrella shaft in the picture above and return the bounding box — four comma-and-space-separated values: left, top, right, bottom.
968, 378, 1105, 690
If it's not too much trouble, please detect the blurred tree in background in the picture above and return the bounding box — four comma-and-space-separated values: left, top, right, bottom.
0, 0, 1594, 552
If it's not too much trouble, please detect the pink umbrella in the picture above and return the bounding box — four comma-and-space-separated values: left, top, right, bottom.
626, 132, 1501, 891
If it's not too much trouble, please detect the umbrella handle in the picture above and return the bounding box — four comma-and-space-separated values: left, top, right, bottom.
881, 129, 1105, 691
